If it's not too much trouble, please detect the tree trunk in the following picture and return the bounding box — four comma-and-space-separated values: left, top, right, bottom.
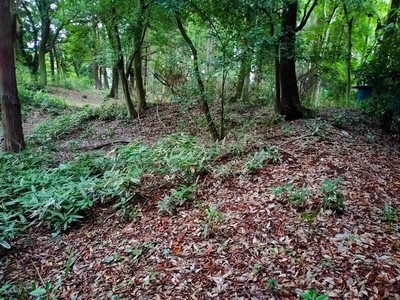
0, 0, 25, 152
49, 47, 55, 82
277, 0, 306, 120
103, 67, 109, 89
343, 4, 353, 105
54, 47, 63, 81
242, 71, 251, 103
117, 57, 137, 119
108, 66, 119, 99
269, 21, 282, 112
37, 0, 51, 87
106, 12, 137, 119
233, 56, 250, 102
176, 14, 219, 141
313, 3, 338, 105
93, 60, 101, 89
72, 60, 80, 78
133, 0, 147, 112
134, 48, 146, 111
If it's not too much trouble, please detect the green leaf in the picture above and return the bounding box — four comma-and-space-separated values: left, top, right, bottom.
300, 293, 312, 300
0, 240, 11, 249
316, 295, 329, 300
30, 288, 47, 296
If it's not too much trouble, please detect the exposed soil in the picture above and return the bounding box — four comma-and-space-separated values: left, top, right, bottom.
1, 88, 400, 299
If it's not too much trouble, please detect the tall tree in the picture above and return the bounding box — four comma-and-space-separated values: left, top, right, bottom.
102, 1, 138, 119
343, 2, 354, 105
132, 0, 148, 112
0, 0, 25, 152
176, 13, 219, 140
36, 0, 52, 87
276, 0, 317, 120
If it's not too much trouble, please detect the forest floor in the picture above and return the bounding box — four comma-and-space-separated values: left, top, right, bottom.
1, 87, 400, 299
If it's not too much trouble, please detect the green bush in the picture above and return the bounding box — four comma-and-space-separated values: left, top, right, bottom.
321, 177, 345, 212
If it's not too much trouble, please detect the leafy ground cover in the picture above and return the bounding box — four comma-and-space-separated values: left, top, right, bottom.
0, 89, 400, 299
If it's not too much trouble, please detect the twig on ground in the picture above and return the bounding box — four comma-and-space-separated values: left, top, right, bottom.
32, 261, 46, 286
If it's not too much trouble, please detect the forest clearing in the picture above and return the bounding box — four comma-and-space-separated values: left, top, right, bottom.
1, 0, 400, 299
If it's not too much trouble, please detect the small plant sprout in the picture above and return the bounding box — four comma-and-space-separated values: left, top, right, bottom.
300, 288, 329, 300
266, 278, 279, 291
383, 202, 397, 225
270, 184, 309, 206
252, 262, 262, 276
301, 211, 319, 225
243, 147, 281, 172
158, 184, 197, 214
320, 177, 345, 212
203, 205, 225, 238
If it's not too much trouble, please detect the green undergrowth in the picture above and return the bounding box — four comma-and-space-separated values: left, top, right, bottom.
28, 103, 128, 144
19, 86, 70, 117
1, 128, 279, 248
1, 94, 277, 248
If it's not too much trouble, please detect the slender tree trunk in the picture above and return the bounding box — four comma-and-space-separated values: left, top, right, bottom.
49, 47, 55, 82
128, 65, 135, 90
54, 47, 62, 81
269, 21, 282, 112
313, 3, 338, 104
205, 33, 214, 74
38, 33, 49, 87
93, 60, 102, 89
117, 56, 137, 119
176, 14, 219, 141
242, 71, 251, 103
0, 0, 25, 152
278, 0, 306, 120
254, 56, 263, 88
343, 4, 353, 105
220, 60, 227, 139
143, 44, 148, 90
133, 0, 147, 112
103, 67, 109, 89
275, 44, 281, 112
72, 60, 80, 78
106, 13, 137, 119
345, 18, 353, 105
37, 0, 51, 87
233, 56, 250, 102
134, 48, 146, 111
